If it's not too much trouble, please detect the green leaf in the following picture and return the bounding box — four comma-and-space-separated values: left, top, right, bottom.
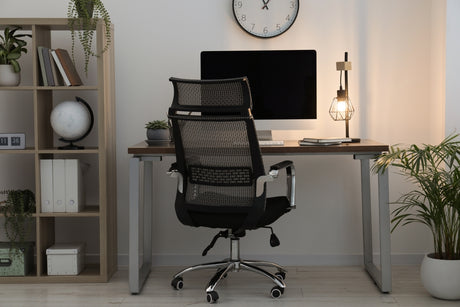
10, 59, 20, 73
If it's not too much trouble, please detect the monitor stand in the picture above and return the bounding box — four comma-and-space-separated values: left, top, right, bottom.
257, 130, 273, 141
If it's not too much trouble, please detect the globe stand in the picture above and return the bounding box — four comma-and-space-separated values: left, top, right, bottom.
51, 96, 94, 150
57, 140, 85, 150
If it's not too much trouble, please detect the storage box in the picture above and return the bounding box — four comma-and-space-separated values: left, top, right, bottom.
46, 243, 85, 275
0, 242, 34, 276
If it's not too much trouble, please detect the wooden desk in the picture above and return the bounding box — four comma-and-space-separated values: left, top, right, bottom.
128, 140, 391, 294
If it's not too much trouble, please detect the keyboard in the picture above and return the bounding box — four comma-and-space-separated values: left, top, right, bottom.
258, 140, 284, 146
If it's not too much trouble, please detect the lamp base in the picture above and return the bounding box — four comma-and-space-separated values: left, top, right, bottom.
348, 137, 361, 143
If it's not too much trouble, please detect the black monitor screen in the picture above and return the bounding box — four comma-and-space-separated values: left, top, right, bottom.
200, 50, 316, 119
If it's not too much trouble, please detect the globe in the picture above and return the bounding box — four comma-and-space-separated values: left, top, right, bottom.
50, 97, 93, 149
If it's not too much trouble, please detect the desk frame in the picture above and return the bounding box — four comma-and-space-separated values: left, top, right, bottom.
128, 140, 391, 294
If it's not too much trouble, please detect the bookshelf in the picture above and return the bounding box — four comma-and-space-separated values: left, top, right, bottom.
0, 18, 116, 282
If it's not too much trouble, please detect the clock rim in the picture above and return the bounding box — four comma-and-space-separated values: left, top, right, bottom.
232, 0, 300, 39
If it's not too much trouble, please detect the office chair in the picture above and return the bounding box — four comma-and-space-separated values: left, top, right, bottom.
167, 77, 296, 303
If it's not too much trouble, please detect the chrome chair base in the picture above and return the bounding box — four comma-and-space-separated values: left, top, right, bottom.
171, 235, 287, 303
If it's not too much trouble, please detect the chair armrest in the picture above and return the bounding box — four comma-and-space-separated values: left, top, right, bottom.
256, 160, 296, 208
167, 163, 184, 193
269, 160, 294, 171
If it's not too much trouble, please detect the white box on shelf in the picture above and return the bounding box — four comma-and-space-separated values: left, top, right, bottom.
46, 243, 85, 276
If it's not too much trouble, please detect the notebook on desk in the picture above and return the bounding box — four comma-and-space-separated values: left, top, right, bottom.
301, 137, 352, 143
299, 137, 352, 146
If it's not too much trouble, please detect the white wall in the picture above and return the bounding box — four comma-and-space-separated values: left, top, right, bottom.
446, 0, 460, 135
0, 0, 447, 266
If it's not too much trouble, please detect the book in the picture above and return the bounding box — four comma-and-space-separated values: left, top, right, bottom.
40, 159, 54, 212
41, 46, 55, 86
49, 49, 64, 86
37, 46, 48, 86
301, 137, 352, 143
52, 159, 66, 212
65, 159, 85, 213
50, 49, 71, 86
51, 48, 82, 86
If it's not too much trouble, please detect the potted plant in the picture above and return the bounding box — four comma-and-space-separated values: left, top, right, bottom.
0, 26, 31, 86
373, 134, 460, 300
145, 120, 171, 141
0, 189, 35, 250
67, 0, 112, 75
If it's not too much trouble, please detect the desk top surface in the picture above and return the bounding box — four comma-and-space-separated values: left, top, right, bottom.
128, 139, 389, 155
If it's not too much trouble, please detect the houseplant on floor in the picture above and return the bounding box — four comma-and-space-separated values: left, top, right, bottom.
0, 26, 31, 86
145, 120, 171, 141
67, 0, 111, 75
373, 134, 460, 300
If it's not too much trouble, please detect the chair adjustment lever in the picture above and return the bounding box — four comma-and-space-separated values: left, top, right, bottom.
264, 226, 280, 247
202, 230, 229, 256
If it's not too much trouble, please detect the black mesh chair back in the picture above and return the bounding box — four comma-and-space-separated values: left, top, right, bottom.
168, 77, 266, 232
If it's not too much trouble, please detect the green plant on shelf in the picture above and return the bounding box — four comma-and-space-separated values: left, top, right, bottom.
67, 0, 112, 75
0, 189, 35, 251
0, 26, 32, 72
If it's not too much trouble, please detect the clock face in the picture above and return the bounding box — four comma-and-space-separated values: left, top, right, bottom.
232, 0, 299, 38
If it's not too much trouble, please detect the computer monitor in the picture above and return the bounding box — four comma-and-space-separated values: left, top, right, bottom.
200, 50, 317, 122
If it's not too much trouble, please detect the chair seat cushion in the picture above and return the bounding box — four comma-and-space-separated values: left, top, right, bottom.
187, 196, 290, 230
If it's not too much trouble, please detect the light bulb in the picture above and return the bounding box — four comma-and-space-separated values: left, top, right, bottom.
329, 96, 354, 121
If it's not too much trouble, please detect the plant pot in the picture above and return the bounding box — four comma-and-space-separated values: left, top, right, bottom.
420, 253, 460, 300
147, 129, 170, 141
0, 65, 20, 86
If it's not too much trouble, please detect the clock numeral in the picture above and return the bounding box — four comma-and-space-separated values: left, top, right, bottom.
263, 27, 269, 34
290, 1, 296, 8
241, 14, 247, 22
235, 1, 243, 8
276, 24, 281, 31
251, 23, 256, 31
286, 14, 291, 21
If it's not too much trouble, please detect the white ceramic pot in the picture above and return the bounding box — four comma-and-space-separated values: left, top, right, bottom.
146, 129, 170, 141
420, 253, 460, 300
0, 64, 20, 86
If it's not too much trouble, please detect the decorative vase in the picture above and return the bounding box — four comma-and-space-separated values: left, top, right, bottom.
146, 129, 170, 141
0, 65, 20, 86
420, 253, 460, 300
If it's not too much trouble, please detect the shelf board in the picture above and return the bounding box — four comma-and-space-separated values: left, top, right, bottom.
0, 264, 104, 283
38, 206, 100, 217
0, 148, 35, 154
38, 147, 99, 154
0, 86, 35, 91
37, 86, 98, 91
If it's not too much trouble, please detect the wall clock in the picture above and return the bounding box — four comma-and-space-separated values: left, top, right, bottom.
232, 0, 299, 38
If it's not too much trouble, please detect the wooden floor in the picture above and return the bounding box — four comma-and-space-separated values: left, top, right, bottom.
0, 266, 459, 306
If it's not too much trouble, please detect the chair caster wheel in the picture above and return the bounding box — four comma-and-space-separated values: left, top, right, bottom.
270, 286, 284, 298
206, 291, 219, 303
275, 271, 286, 280
171, 276, 184, 290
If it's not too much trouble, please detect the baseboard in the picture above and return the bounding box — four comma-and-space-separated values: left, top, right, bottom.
116, 253, 425, 269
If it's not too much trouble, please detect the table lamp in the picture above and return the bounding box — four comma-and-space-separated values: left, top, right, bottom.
329, 52, 359, 142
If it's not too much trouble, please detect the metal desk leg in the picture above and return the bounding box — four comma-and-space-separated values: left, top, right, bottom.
129, 156, 159, 294
355, 154, 392, 293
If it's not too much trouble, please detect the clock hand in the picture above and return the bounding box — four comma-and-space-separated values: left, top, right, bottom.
262, 0, 270, 10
